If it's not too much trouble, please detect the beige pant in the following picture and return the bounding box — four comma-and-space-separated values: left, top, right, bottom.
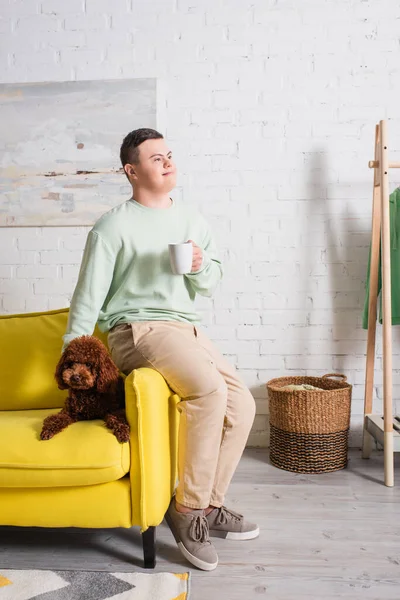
108, 321, 256, 510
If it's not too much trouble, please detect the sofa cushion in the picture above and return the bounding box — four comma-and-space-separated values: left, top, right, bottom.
0, 409, 130, 487
0, 308, 108, 410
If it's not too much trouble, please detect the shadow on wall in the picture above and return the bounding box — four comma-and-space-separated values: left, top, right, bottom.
295, 150, 372, 381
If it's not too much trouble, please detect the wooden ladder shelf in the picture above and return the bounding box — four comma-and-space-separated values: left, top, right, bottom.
363, 119, 400, 486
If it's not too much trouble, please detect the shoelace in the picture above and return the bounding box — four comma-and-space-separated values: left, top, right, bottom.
215, 506, 243, 526
189, 514, 210, 544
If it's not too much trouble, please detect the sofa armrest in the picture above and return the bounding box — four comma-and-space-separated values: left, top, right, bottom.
124, 367, 180, 532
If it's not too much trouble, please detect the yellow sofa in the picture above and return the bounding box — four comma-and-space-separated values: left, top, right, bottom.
0, 308, 180, 568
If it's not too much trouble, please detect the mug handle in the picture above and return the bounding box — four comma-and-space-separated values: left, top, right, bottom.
322, 373, 347, 382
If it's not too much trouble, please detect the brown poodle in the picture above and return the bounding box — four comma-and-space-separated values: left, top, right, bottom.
40, 335, 130, 443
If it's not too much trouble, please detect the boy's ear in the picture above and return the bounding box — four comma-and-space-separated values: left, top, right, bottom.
124, 164, 136, 179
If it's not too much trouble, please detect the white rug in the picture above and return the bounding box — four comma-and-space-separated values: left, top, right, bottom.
0, 570, 190, 600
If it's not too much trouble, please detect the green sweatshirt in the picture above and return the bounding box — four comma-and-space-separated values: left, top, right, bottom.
62, 197, 223, 350
362, 187, 400, 328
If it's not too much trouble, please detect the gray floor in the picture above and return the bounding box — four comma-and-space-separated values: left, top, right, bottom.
1, 449, 400, 600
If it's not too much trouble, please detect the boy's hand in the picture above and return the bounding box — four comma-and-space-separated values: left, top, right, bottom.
186, 240, 203, 272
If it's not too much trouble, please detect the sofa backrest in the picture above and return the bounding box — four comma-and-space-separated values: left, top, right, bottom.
0, 308, 108, 411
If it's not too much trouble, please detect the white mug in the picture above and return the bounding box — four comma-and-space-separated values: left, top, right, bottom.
169, 242, 193, 275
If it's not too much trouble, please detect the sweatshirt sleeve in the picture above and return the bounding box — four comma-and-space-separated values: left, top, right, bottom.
184, 214, 223, 297
62, 230, 115, 352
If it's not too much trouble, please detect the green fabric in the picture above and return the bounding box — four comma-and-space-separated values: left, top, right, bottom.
63, 198, 222, 350
362, 187, 400, 329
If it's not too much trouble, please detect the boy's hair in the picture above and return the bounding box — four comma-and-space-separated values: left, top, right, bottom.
120, 128, 164, 167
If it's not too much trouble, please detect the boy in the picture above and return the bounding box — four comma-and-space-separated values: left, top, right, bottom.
63, 128, 258, 571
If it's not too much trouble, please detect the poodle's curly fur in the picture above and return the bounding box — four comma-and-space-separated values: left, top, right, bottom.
40, 335, 130, 443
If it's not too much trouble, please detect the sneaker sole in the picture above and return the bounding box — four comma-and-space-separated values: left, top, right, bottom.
165, 511, 219, 572
209, 527, 260, 541
178, 541, 218, 571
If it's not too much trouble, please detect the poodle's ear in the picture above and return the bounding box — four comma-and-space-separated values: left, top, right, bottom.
55, 353, 69, 390
96, 348, 120, 393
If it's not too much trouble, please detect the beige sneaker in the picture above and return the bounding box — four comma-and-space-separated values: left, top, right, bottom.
165, 498, 218, 571
206, 506, 260, 540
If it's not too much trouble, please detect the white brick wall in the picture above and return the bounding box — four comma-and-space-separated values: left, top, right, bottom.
1, 0, 399, 448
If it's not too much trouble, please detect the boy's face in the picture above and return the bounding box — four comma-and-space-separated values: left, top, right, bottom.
124, 138, 177, 193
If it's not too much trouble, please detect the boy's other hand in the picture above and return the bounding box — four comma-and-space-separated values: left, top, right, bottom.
186, 240, 203, 272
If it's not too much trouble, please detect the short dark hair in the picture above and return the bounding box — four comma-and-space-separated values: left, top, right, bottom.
120, 128, 164, 167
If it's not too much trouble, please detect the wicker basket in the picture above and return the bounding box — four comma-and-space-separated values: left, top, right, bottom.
266, 373, 352, 474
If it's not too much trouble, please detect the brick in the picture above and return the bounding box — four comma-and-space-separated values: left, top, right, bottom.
183, 155, 213, 173
308, 310, 356, 326
75, 62, 123, 79
238, 310, 261, 325
190, 170, 241, 186
14, 49, 58, 67
333, 355, 369, 372
250, 262, 295, 280
212, 294, 236, 310
16, 14, 61, 32
186, 138, 237, 156
32, 29, 85, 48
0, 266, 13, 278
40, 250, 83, 265
197, 198, 231, 217
154, 41, 199, 65
214, 123, 262, 141
211, 155, 242, 172
179, 24, 225, 45
131, 0, 172, 13
85, 0, 130, 13
64, 13, 108, 31
25, 297, 50, 312
214, 309, 237, 326
16, 265, 58, 279
41, 0, 84, 14
261, 311, 307, 326
61, 265, 80, 279
0, 279, 30, 294
0, 17, 13, 33
214, 89, 259, 110
17, 233, 61, 251
217, 340, 259, 355
237, 325, 280, 341
0, 55, 11, 73
5, 0, 40, 17
10, 63, 74, 82
177, 0, 213, 10
237, 294, 262, 310
201, 325, 235, 340
1, 250, 38, 265
110, 12, 158, 32
62, 235, 87, 251
2, 295, 26, 313
237, 355, 283, 370
34, 278, 74, 295
87, 29, 131, 49
285, 355, 334, 371
60, 47, 104, 66
48, 296, 71, 310
205, 7, 253, 26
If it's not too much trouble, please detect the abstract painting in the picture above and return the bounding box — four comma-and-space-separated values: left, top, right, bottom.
0, 78, 157, 226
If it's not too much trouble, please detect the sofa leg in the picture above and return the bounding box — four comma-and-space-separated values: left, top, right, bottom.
142, 526, 156, 569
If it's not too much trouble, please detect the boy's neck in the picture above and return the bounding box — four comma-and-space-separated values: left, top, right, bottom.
131, 187, 172, 209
